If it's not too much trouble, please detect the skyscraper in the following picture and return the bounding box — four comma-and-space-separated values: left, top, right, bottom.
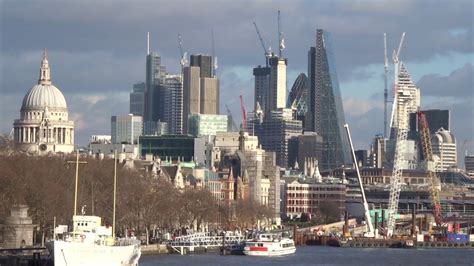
253, 65, 271, 113
257, 108, 303, 168
163, 74, 183, 134
268, 55, 287, 111
145, 51, 166, 123
111, 115, 143, 144
183, 54, 219, 134
307, 29, 351, 170
190, 54, 213, 78
432, 128, 457, 171
287, 73, 309, 125
129, 82, 145, 117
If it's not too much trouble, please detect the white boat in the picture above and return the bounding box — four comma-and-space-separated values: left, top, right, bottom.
51, 214, 141, 266
48, 150, 141, 265
243, 233, 296, 256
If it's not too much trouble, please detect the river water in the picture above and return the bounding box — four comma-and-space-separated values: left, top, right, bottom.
140, 246, 474, 265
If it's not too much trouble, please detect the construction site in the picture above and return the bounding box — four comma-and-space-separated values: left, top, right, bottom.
287, 32, 474, 249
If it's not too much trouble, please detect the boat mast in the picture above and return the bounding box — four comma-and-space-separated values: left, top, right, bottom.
67, 150, 86, 216
74, 150, 79, 216
113, 150, 117, 238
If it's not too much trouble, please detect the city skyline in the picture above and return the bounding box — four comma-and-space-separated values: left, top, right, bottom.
1, 0, 472, 159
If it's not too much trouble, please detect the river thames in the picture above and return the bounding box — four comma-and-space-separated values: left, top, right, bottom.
140, 246, 474, 265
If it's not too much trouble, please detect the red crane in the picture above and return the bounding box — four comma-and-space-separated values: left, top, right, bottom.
417, 111, 443, 226
240, 95, 247, 132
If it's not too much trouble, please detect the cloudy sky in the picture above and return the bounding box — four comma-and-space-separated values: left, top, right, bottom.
1, 0, 473, 161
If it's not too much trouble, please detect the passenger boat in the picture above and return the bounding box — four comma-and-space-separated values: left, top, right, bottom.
243, 233, 296, 256
48, 150, 141, 265
50, 214, 141, 266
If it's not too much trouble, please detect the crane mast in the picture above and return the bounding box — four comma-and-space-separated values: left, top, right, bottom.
225, 105, 239, 132
387, 86, 410, 236
253, 22, 270, 65
344, 124, 375, 237
383, 33, 388, 139
178, 34, 188, 68
388, 32, 406, 140
417, 112, 443, 226
240, 95, 247, 132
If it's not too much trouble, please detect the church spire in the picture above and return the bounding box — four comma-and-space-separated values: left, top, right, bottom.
38, 48, 51, 85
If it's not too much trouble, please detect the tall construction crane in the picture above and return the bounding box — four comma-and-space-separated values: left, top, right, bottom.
178, 34, 188, 69
240, 95, 247, 132
383, 33, 389, 139
417, 112, 443, 226
225, 105, 239, 132
345, 124, 375, 237
253, 22, 271, 65
386, 33, 409, 236
278, 10, 285, 58
388, 32, 406, 140
211, 29, 218, 77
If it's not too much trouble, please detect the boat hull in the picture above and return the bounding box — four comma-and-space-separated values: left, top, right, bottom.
243, 247, 296, 256
53, 240, 141, 266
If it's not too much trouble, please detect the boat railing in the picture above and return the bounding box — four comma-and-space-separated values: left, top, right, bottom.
115, 238, 141, 246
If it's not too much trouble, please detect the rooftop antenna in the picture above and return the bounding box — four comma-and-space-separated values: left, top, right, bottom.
147, 32, 150, 55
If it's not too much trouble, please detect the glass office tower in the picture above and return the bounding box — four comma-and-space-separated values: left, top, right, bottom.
307, 29, 351, 170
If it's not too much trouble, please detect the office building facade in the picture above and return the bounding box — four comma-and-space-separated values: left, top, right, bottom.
465, 155, 474, 177
145, 51, 166, 123
307, 29, 351, 170
253, 66, 271, 113
129, 82, 145, 117
111, 115, 143, 144
163, 74, 183, 134
188, 114, 229, 137
268, 55, 287, 112
431, 128, 457, 171
183, 54, 219, 134
257, 108, 303, 168
288, 132, 323, 171
287, 73, 309, 125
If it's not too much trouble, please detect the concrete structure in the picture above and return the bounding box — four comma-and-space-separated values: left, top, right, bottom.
283, 179, 346, 219
129, 82, 145, 118
183, 56, 220, 134
236, 132, 281, 224
163, 74, 183, 134
190, 54, 213, 78
268, 55, 287, 111
88, 143, 138, 160
371, 135, 387, 168
111, 115, 143, 144
256, 108, 303, 168
0, 205, 36, 248
253, 66, 271, 114
13, 50, 74, 154
432, 128, 457, 171
188, 114, 228, 137
307, 29, 351, 170
355, 150, 370, 168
